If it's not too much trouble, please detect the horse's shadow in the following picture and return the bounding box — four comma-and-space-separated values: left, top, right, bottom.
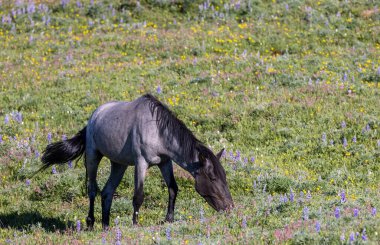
0, 211, 68, 232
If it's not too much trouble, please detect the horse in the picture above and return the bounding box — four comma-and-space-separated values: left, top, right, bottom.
37, 94, 233, 229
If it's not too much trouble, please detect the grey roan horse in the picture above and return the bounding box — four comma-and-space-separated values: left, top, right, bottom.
38, 94, 233, 229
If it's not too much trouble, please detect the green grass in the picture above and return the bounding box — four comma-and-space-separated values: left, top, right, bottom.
0, 0, 379, 244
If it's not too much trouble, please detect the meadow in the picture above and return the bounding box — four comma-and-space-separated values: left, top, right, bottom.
0, 0, 379, 244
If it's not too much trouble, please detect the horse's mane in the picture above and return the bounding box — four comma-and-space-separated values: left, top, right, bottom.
143, 94, 210, 163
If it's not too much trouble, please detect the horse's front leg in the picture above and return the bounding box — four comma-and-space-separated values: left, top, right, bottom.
158, 160, 178, 222
101, 162, 127, 230
132, 157, 148, 225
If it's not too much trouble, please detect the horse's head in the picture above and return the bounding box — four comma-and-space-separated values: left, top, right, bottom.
194, 148, 234, 211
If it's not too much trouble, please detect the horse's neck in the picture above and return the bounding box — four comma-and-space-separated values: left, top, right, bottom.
166, 143, 198, 177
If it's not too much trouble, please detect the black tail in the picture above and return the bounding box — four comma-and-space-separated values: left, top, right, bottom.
33, 127, 87, 175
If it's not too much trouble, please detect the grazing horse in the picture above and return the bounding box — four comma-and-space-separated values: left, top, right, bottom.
38, 94, 233, 229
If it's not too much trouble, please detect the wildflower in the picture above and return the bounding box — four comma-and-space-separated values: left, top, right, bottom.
76, 1, 82, 8
68, 160, 73, 168
47, 133, 52, 143
335, 207, 340, 218
52, 166, 57, 174
241, 216, 247, 228
62, 134, 67, 140
0, 135, 2, 144
321, 132, 327, 145
349, 232, 355, 242
200, 208, 205, 223
340, 191, 346, 203
306, 190, 312, 200
116, 228, 122, 242
330, 139, 334, 145
341, 121, 346, 128
253, 180, 257, 189
343, 137, 348, 148
289, 189, 295, 202
371, 207, 377, 216
361, 229, 367, 241
26, 179, 31, 187
303, 206, 309, 220
35, 150, 40, 158
340, 233, 345, 242
76, 220, 81, 232
115, 216, 119, 226
315, 221, 321, 233
250, 156, 255, 163
343, 72, 348, 82
156, 86, 162, 94
285, 3, 289, 11
29, 35, 33, 44
101, 233, 106, 244
353, 208, 359, 217
166, 227, 171, 240
352, 136, 357, 143
377, 140, 380, 148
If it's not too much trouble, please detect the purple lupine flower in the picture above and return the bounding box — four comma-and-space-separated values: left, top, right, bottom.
371, 207, 377, 216
76, 1, 82, 8
116, 228, 122, 242
242, 216, 247, 228
193, 58, 197, 66
341, 121, 346, 128
315, 221, 321, 233
4, 115, 9, 124
61, 0, 70, 8
114, 216, 119, 226
200, 208, 205, 223
250, 156, 255, 163
52, 166, 57, 174
253, 180, 257, 189
340, 233, 345, 242
330, 139, 334, 145
340, 191, 346, 203
365, 124, 370, 131
156, 86, 162, 94
343, 137, 348, 148
306, 190, 312, 200
334, 207, 340, 218
289, 189, 295, 202
120, 18, 124, 24
352, 135, 357, 143
76, 220, 81, 232
353, 208, 359, 217
343, 72, 347, 82
26, 179, 31, 187
235, 150, 241, 161
321, 132, 327, 145
349, 232, 355, 242
285, 3, 289, 11
377, 140, 380, 148
47, 132, 52, 143
303, 207, 309, 220
62, 134, 67, 140
68, 160, 73, 168
102, 233, 106, 244
166, 227, 171, 240
0, 135, 2, 144
361, 229, 367, 241
14, 112, 22, 123
35, 150, 40, 158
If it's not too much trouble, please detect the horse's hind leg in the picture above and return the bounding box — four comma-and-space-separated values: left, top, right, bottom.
86, 150, 102, 230
158, 160, 178, 222
101, 162, 127, 229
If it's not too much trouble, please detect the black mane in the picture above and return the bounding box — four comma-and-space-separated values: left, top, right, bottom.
143, 94, 211, 163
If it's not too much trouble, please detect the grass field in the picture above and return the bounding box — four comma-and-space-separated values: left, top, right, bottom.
0, 0, 379, 244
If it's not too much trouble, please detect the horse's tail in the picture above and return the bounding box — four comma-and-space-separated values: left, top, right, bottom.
33, 127, 87, 176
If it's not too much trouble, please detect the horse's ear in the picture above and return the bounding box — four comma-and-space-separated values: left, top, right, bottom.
198, 152, 216, 181
216, 148, 225, 161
